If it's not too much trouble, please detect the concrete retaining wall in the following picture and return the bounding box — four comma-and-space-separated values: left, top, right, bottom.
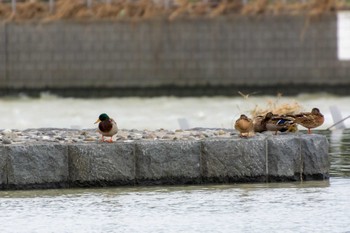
0, 14, 350, 96
0, 133, 330, 190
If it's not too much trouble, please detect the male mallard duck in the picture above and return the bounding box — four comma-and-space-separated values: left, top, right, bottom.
94, 113, 118, 142
265, 112, 297, 135
234, 114, 254, 137
291, 108, 324, 134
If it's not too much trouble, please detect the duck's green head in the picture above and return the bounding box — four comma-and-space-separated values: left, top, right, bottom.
94, 113, 110, 124
99, 113, 110, 121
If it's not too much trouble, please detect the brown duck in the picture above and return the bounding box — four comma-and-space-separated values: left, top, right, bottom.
94, 113, 118, 142
234, 114, 254, 137
253, 112, 277, 133
291, 108, 324, 134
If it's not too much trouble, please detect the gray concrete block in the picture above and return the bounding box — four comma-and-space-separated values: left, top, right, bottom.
267, 134, 301, 180
135, 141, 201, 183
301, 134, 330, 179
6, 144, 68, 187
201, 137, 267, 182
68, 143, 135, 185
0, 147, 7, 186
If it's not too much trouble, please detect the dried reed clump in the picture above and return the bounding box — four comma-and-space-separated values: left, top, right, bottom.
12, 2, 48, 20
209, 0, 242, 18
48, 0, 90, 20
0, 4, 11, 19
0, 0, 346, 21
264, 1, 309, 15
308, 0, 339, 17
250, 98, 303, 118
93, 3, 123, 19
240, 0, 341, 16
241, 0, 268, 15
121, 0, 165, 20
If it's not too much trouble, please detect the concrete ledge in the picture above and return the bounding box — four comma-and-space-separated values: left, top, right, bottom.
201, 137, 267, 183
0, 130, 330, 190
68, 143, 135, 187
135, 141, 202, 185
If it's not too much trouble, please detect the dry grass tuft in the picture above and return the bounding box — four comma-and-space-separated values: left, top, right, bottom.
0, 4, 11, 19
0, 0, 347, 21
241, 0, 268, 15
209, 0, 242, 18
251, 101, 303, 117
308, 0, 339, 17
248, 94, 303, 118
49, 0, 89, 20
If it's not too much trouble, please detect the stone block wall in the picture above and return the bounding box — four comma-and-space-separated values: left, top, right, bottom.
0, 134, 330, 190
0, 14, 349, 96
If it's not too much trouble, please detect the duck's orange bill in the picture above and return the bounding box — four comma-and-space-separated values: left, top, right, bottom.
94, 119, 101, 124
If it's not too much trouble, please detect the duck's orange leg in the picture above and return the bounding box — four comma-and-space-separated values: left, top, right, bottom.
107, 137, 114, 143
308, 128, 311, 134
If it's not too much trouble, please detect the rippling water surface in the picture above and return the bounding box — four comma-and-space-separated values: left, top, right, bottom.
0, 94, 350, 233
0, 178, 349, 233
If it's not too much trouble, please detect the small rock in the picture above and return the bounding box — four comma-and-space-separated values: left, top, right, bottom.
162, 135, 174, 140
2, 137, 12, 144
84, 137, 96, 142
132, 133, 143, 140
81, 131, 88, 136
117, 135, 128, 140
2, 129, 12, 135
42, 136, 50, 140
143, 133, 157, 139
217, 130, 226, 135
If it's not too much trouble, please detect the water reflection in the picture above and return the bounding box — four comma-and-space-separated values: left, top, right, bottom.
325, 129, 350, 177
0, 179, 348, 233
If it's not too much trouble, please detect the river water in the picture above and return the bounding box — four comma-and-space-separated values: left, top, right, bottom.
0, 93, 349, 130
0, 94, 350, 233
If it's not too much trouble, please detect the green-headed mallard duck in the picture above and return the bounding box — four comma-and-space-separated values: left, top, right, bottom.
234, 114, 254, 137
291, 108, 324, 134
94, 113, 118, 142
265, 112, 297, 135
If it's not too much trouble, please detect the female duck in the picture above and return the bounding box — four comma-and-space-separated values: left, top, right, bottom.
234, 114, 254, 137
292, 108, 324, 134
94, 113, 118, 142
